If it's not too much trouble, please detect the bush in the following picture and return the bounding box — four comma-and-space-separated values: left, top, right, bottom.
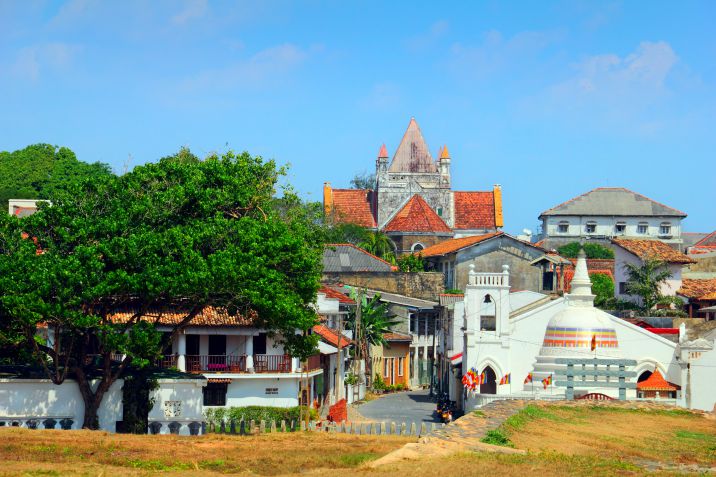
204, 406, 318, 429
481, 429, 513, 447
591, 273, 615, 308
397, 253, 425, 272
558, 242, 614, 259
372, 373, 386, 391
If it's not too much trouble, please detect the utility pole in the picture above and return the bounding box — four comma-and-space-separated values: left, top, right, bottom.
354, 288, 363, 400
335, 313, 343, 402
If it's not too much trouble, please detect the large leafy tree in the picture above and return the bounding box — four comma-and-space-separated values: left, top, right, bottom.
0, 150, 322, 429
0, 143, 112, 209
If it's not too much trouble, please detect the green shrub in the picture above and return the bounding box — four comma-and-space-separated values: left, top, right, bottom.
481, 429, 513, 447
372, 373, 386, 391
591, 273, 615, 308
204, 406, 317, 430
558, 242, 614, 259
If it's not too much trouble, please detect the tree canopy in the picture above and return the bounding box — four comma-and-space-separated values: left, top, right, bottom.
557, 242, 614, 259
622, 258, 682, 314
0, 143, 112, 210
0, 149, 323, 429
349, 171, 375, 190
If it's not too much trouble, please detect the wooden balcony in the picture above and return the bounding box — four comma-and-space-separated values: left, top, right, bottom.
186, 354, 247, 373
155, 353, 322, 374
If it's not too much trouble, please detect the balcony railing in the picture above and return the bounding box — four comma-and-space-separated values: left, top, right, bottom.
186, 354, 247, 373
155, 354, 178, 369
253, 354, 292, 373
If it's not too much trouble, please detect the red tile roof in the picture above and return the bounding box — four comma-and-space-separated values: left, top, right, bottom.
319, 285, 356, 304
636, 370, 679, 392
313, 324, 352, 348
419, 232, 504, 257
690, 230, 716, 253
330, 189, 376, 227
612, 239, 695, 264
678, 278, 716, 300
453, 191, 496, 230
383, 332, 412, 342
384, 195, 451, 233
109, 306, 257, 327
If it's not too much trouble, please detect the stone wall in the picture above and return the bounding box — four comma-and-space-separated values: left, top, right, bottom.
321, 271, 444, 301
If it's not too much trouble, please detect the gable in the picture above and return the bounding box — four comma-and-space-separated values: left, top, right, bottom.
383, 194, 451, 233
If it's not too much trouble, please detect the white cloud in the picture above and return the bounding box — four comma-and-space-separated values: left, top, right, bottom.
171, 0, 208, 26
50, 0, 98, 26
551, 41, 678, 105
179, 43, 308, 92
9, 42, 78, 81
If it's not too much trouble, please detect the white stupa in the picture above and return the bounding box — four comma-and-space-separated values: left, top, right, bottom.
528, 248, 622, 394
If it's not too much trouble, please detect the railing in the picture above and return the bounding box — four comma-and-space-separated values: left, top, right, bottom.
253, 354, 292, 373
305, 354, 321, 371
186, 355, 247, 373
155, 354, 178, 369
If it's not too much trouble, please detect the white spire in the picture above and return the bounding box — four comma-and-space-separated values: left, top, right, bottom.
567, 248, 595, 307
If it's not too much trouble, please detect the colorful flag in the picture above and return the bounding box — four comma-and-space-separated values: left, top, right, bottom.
524, 373, 533, 384
542, 374, 552, 390
499, 373, 511, 385
590, 334, 597, 352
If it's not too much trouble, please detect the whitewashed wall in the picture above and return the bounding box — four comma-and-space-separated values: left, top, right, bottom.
148, 379, 206, 435
218, 377, 303, 408
614, 247, 683, 301
543, 215, 682, 243
0, 379, 123, 431
687, 345, 716, 412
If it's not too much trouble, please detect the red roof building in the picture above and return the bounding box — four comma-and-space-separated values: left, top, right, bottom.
323, 118, 503, 255
636, 369, 679, 398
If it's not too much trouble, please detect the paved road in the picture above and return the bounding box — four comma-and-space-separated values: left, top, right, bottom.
357, 389, 440, 424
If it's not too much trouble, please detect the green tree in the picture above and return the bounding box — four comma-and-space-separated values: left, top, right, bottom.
397, 253, 425, 272
346, 292, 401, 383
349, 171, 375, 190
0, 143, 112, 209
325, 222, 369, 245
590, 273, 615, 308
623, 258, 673, 312
558, 242, 614, 259
359, 231, 396, 263
0, 150, 322, 429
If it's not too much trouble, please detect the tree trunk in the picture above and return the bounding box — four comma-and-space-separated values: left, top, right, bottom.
74, 368, 113, 430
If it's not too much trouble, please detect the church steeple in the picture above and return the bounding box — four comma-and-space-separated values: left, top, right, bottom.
389, 118, 438, 173
376, 143, 388, 173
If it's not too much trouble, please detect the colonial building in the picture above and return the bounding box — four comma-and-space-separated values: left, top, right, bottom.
324, 118, 503, 255
538, 188, 687, 250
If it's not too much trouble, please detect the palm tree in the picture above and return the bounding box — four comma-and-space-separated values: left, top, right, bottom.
346, 292, 401, 384
623, 258, 673, 312
359, 231, 396, 264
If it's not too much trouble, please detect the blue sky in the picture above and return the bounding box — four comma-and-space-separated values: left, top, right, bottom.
1, 1, 714, 233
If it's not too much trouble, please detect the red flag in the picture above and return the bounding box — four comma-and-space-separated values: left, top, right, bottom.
590, 334, 597, 352
524, 373, 533, 384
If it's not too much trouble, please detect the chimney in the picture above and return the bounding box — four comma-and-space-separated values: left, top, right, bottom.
493, 184, 504, 228
323, 182, 333, 219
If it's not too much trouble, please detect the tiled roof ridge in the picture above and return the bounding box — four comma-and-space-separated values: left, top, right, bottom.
678, 278, 716, 299
541, 187, 687, 217
331, 187, 373, 192
693, 230, 716, 248
313, 324, 352, 348
419, 231, 504, 257
612, 238, 695, 264
636, 369, 679, 391
318, 285, 356, 304
324, 243, 396, 268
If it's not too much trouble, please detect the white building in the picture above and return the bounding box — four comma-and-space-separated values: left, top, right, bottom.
611, 238, 694, 303
441, 251, 716, 413
538, 188, 687, 250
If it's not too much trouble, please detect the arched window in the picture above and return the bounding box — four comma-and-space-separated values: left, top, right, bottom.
480, 366, 497, 395
411, 242, 425, 252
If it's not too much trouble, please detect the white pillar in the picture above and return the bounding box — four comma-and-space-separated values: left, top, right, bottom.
245, 335, 254, 371
177, 333, 186, 372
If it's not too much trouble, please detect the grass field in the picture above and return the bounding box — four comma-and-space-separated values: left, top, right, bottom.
0, 404, 714, 476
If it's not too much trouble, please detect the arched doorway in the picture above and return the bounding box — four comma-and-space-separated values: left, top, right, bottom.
637, 370, 652, 383
480, 366, 497, 394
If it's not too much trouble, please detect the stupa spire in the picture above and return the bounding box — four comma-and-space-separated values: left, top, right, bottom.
568, 248, 595, 307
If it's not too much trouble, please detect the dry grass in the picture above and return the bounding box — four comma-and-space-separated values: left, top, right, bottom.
0, 428, 412, 476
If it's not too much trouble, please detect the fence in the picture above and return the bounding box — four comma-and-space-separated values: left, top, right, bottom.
206, 418, 445, 437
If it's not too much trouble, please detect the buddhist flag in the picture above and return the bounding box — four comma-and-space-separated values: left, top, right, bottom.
524, 373, 533, 384
480, 371, 486, 385
542, 374, 552, 390
499, 373, 511, 385
590, 334, 597, 352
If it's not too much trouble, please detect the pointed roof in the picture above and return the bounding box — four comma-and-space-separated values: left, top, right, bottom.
389, 118, 438, 173
439, 145, 450, 160
383, 195, 451, 233
378, 143, 388, 159
691, 230, 716, 251
539, 188, 687, 218
636, 369, 679, 391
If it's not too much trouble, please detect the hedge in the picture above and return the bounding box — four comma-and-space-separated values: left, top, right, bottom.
204, 406, 318, 428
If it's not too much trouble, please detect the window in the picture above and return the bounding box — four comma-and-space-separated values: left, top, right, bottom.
637, 222, 648, 234
585, 222, 597, 234
383, 358, 390, 378
619, 282, 627, 294
659, 222, 672, 236
409, 314, 417, 334
615, 222, 626, 234
437, 207, 443, 216
558, 221, 569, 233
411, 242, 424, 252
398, 357, 404, 376
203, 383, 227, 406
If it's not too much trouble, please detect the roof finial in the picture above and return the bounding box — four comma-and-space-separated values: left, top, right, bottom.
440, 145, 450, 160
378, 143, 388, 159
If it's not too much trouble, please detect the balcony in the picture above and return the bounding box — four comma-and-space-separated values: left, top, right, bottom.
156, 353, 322, 374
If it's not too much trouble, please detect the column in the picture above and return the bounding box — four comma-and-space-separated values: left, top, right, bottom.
245, 335, 254, 371
411, 347, 418, 388
177, 333, 186, 372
